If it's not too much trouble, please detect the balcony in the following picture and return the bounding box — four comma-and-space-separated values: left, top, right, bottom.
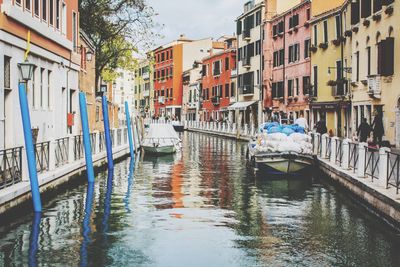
242, 57, 251, 69
367, 75, 381, 99
240, 85, 254, 95
242, 29, 251, 41
211, 96, 220, 106
142, 72, 150, 80
331, 84, 347, 98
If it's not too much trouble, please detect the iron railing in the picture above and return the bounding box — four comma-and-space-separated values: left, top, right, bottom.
74, 135, 84, 160
55, 137, 69, 167
117, 129, 122, 146
365, 146, 380, 181
335, 139, 343, 166
34, 141, 50, 173
387, 152, 400, 194
90, 133, 97, 154
348, 142, 359, 172
0, 147, 23, 189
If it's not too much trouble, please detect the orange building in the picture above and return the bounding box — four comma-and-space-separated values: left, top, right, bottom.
152, 35, 218, 120
0, 0, 80, 148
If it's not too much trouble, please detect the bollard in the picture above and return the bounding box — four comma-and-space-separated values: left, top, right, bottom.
79, 92, 95, 183
18, 82, 42, 212
379, 147, 391, 188
357, 142, 367, 178
342, 139, 351, 170
321, 134, 328, 159
101, 96, 114, 169
330, 137, 338, 164
124, 101, 135, 159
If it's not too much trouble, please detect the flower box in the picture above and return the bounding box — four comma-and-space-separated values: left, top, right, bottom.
332, 39, 341, 46
304, 21, 310, 28
327, 80, 337, 86
344, 30, 352, 37
385, 6, 394, 15
372, 13, 381, 21
352, 26, 359, 33
309, 46, 318, 53
318, 43, 328, 49
363, 19, 370, 27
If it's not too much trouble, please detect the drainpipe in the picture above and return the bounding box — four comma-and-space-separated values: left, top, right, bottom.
282, 15, 286, 123
66, 51, 72, 135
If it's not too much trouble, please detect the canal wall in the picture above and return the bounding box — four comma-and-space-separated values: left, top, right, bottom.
0, 129, 131, 215
185, 121, 400, 228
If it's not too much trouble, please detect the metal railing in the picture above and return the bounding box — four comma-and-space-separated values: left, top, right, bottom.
348, 142, 359, 172
90, 133, 97, 154
34, 141, 50, 173
0, 147, 23, 189
335, 139, 343, 166
387, 152, 400, 194
74, 135, 84, 160
365, 146, 380, 181
55, 137, 69, 167
117, 129, 122, 146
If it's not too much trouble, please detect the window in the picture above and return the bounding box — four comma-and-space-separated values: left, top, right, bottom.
56, 0, 60, 29
304, 39, 311, 58
72, 12, 77, 51
213, 60, 221, 76
230, 82, 235, 97
377, 37, 394, 76
355, 51, 360, 81
289, 14, 299, 29
323, 20, 328, 43
257, 70, 259, 85
16, 0, 21, 6
273, 49, 284, 67
40, 68, 44, 107
367, 46, 371, 76
361, 0, 372, 18
34, 0, 39, 16
255, 11, 261, 26
161, 69, 165, 78
42, 0, 47, 21
313, 66, 318, 97
288, 43, 300, 63
306, 8, 311, 21
62, 2, 66, 34
288, 79, 293, 97
47, 70, 51, 108
161, 52, 165, 62
272, 81, 284, 98
236, 20, 242, 35
351, 0, 360, 25
49, 0, 54, 25
302, 76, 311, 95
278, 21, 284, 34
225, 57, 229, 71
373, 0, 382, 13
31, 67, 36, 107
96, 106, 99, 122
335, 15, 341, 39
202, 64, 207, 77
313, 25, 318, 46
255, 40, 261, 55
170, 88, 173, 98
295, 78, 299, 96
25, 0, 31, 10
4, 56, 11, 90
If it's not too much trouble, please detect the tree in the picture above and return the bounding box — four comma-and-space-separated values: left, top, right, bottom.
79, 0, 157, 86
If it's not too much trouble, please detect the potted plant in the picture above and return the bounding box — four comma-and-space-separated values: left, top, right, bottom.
344, 30, 352, 37
288, 29, 293, 34
373, 13, 381, 21
273, 35, 278, 40
293, 26, 298, 33
385, 5, 394, 15
327, 80, 337, 86
351, 81, 358, 87
309, 46, 318, 53
361, 79, 368, 85
363, 19, 370, 27
332, 39, 341, 46
294, 96, 299, 101
339, 36, 346, 43
336, 78, 347, 85
304, 21, 310, 28
318, 42, 328, 49
352, 26, 359, 33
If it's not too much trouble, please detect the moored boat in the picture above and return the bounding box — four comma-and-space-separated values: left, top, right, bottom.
142, 124, 181, 155
171, 121, 184, 132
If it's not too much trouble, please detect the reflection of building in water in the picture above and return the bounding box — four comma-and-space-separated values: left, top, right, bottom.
171, 160, 184, 210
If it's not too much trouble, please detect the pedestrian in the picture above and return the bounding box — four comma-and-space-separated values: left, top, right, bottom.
371, 112, 384, 146
316, 119, 327, 135
294, 114, 308, 131
357, 118, 371, 143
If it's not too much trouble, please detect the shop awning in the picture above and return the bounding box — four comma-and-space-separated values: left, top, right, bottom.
228, 101, 257, 111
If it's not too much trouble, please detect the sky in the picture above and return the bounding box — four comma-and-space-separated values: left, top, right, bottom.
147, 0, 244, 47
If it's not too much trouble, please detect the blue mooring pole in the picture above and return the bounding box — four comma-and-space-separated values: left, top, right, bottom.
101, 96, 114, 169
79, 92, 95, 183
18, 83, 42, 212
124, 101, 135, 159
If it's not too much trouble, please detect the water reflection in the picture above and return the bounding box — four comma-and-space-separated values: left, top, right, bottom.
0, 132, 400, 266
28, 212, 41, 267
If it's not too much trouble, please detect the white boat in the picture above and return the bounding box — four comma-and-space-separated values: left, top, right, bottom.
141, 124, 181, 155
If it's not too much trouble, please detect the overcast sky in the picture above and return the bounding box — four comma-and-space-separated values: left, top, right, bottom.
147, 0, 244, 47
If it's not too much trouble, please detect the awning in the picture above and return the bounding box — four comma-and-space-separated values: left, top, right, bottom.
228, 101, 257, 111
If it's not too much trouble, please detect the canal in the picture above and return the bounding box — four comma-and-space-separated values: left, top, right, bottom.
0, 132, 400, 266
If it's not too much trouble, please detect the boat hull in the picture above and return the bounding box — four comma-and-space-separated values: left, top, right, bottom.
142, 145, 176, 155
173, 125, 184, 132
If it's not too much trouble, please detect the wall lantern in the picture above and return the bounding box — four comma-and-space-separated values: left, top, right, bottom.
18, 60, 36, 82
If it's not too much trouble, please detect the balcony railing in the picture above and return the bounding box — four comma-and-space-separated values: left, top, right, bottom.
34, 141, 50, 173
0, 147, 22, 190
240, 85, 254, 95
367, 75, 381, 98
242, 57, 251, 68
55, 137, 69, 167
332, 83, 347, 97
73, 135, 84, 160
142, 72, 150, 80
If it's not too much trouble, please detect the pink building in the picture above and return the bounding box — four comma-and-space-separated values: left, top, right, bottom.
263, 0, 312, 124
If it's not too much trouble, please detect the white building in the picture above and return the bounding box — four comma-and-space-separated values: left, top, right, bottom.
112, 69, 135, 125
182, 63, 202, 122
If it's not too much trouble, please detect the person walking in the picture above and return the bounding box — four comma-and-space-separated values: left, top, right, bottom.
316, 119, 327, 135
357, 118, 371, 143
371, 113, 384, 145
294, 114, 309, 131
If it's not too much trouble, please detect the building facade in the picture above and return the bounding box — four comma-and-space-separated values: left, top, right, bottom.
0, 0, 80, 149
134, 59, 152, 118
182, 63, 202, 122
264, 0, 312, 126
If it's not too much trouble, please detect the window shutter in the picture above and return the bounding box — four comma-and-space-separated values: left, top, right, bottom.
377, 41, 383, 75
351, 1, 360, 25
361, 0, 372, 18
383, 37, 394, 76
237, 20, 242, 35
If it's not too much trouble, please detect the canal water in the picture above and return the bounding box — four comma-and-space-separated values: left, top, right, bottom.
1, 132, 400, 266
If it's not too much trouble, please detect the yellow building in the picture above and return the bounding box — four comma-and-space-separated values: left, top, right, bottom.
310, 0, 351, 137
349, 0, 398, 146
134, 59, 153, 117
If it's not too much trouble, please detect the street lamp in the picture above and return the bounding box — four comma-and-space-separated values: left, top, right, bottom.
18, 60, 36, 82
